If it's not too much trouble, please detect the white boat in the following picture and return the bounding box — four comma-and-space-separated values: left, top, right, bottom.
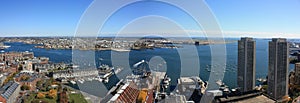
87, 78, 93, 81
98, 78, 103, 82
103, 78, 109, 83
133, 60, 145, 68
78, 79, 85, 84
163, 75, 171, 89
70, 80, 76, 84
257, 78, 267, 82
114, 67, 123, 74
216, 80, 224, 86
0, 46, 10, 50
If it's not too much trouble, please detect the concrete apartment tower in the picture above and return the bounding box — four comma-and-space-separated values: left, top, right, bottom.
267, 38, 289, 100
238, 37, 256, 92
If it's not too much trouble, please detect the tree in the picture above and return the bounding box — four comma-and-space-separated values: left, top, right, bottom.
37, 92, 46, 99
21, 85, 30, 91
36, 80, 43, 88
20, 75, 30, 81
47, 89, 57, 99
63, 87, 68, 92
59, 91, 68, 103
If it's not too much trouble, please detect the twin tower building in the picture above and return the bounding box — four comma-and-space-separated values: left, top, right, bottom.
238, 37, 289, 100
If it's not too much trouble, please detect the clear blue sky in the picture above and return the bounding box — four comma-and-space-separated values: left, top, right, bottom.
0, 0, 300, 38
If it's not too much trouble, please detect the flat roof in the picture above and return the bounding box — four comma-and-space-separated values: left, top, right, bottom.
235, 95, 275, 103
179, 77, 194, 83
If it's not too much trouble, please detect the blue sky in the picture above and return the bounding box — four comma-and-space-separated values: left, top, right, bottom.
0, 0, 300, 38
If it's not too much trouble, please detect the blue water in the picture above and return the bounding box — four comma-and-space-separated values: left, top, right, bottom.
2, 39, 295, 97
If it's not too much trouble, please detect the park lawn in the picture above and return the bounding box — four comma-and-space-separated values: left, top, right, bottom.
24, 93, 57, 103
69, 93, 88, 103
24, 93, 36, 103
31, 98, 57, 103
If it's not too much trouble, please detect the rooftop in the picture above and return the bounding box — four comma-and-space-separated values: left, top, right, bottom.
235, 95, 275, 103
0, 82, 19, 100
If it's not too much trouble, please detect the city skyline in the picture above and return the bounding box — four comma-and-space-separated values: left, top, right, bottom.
0, 0, 300, 38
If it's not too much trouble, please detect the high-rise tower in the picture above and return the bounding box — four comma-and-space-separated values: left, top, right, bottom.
267, 38, 289, 100
237, 37, 256, 92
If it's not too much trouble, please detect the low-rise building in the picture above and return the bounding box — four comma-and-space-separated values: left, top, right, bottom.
0, 82, 21, 103
14, 72, 40, 91
107, 81, 139, 103
34, 63, 67, 73
52, 69, 98, 79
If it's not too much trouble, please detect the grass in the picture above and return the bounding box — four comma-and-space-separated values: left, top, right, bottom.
32, 98, 57, 103
24, 93, 36, 103
69, 93, 88, 103
24, 93, 57, 103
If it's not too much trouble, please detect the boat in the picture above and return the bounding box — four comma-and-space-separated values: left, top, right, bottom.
216, 80, 224, 86
133, 60, 145, 68
103, 78, 109, 83
78, 79, 85, 84
206, 68, 211, 72
87, 77, 93, 81
69, 80, 76, 84
162, 75, 171, 89
256, 78, 267, 82
113, 67, 123, 74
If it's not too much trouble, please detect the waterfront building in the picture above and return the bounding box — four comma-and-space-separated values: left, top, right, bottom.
237, 37, 256, 92
52, 69, 98, 79
33, 63, 67, 73
267, 38, 289, 100
0, 82, 21, 103
294, 62, 300, 85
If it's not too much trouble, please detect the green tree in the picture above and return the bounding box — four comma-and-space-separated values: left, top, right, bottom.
21, 85, 30, 90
